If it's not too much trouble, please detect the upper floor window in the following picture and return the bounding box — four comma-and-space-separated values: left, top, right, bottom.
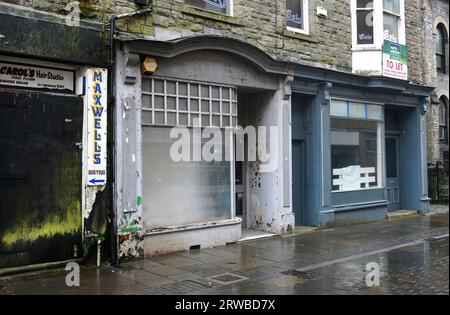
286, 0, 309, 34
436, 24, 448, 74
185, 0, 233, 16
356, 0, 374, 45
383, 0, 400, 42
439, 97, 448, 144
352, 0, 405, 48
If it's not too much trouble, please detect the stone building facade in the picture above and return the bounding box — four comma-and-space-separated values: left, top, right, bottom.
0, 0, 438, 267
0, 0, 433, 82
423, 0, 449, 166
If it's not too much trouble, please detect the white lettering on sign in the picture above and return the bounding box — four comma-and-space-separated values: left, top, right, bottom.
0, 62, 74, 91
85, 68, 108, 186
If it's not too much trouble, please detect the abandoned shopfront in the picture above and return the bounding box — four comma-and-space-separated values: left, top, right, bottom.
114, 36, 433, 259
114, 36, 295, 257
291, 68, 433, 227
0, 56, 109, 269
0, 9, 107, 269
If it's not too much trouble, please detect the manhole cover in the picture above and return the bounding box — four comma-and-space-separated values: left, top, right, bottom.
209, 273, 248, 284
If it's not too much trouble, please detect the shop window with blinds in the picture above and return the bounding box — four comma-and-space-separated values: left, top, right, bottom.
331, 100, 384, 192
142, 78, 238, 128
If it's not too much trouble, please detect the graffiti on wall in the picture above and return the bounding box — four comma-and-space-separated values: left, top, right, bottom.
118, 213, 144, 259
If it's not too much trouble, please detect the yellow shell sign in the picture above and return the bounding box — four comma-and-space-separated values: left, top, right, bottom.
142, 56, 158, 74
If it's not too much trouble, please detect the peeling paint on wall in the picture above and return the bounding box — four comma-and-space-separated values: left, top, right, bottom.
118, 213, 144, 259
118, 233, 144, 258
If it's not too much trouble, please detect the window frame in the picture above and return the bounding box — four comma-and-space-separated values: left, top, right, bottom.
351, 0, 405, 50
436, 25, 447, 74
185, 0, 234, 17
438, 99, 448, 143
285, 0, 310, 35
330, 98, 385, 194
141, 76, 238, 128
354, 0, 375, 46
141, 125, 236, 228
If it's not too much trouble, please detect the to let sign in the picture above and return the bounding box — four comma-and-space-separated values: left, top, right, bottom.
382, 40, 408, 80
85, 68, 108, 186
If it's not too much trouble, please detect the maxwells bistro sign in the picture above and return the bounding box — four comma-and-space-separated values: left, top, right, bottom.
383, 40, 408, 80
0, 62, 74, 91
83, 68, 108, 186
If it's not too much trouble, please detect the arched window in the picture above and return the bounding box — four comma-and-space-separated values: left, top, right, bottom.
436, 24, 448, 74
439, 97, 448, 144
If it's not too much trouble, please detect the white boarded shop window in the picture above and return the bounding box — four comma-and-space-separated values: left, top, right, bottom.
331, 100, 384, 192
142, 78, 238, 128
142, 127, 232, 229
141, 77, 236, 230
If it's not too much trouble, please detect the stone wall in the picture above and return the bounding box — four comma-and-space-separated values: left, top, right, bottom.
424, 0, 449, 165
0, 0, 434, 84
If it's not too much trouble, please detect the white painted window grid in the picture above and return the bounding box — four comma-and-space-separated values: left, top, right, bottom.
142, 77, 238, 128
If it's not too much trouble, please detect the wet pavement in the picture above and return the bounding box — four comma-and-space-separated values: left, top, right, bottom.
0, 211, 448, 295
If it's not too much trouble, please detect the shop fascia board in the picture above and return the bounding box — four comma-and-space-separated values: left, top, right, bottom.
121, 35, 295, 76
292, 64, 435, 98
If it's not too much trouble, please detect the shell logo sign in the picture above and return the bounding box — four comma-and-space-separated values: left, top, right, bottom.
141, 56, 158, 74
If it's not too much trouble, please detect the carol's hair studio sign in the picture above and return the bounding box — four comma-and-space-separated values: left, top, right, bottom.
0, 62, 74, 91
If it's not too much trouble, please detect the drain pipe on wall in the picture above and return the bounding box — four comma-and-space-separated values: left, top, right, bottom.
108, 6, 153, 266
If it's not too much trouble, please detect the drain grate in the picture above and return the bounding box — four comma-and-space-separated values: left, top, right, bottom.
209, 273, 248, 285
281, 270, 311, 279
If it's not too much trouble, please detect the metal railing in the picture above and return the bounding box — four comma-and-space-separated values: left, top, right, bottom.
428, 162, 449, 204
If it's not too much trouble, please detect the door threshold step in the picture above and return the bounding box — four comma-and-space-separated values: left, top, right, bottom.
239, 229, 277, 242
282, 226, 319, 238
387, 210, 419, 220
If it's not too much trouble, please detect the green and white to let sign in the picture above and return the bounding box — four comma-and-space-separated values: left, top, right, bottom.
383, 40, 408, 80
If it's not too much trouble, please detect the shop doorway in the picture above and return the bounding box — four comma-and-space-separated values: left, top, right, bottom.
291, 94, 309, 226
0, 90, 83, 268
235, 160, 246, 223
292, 140, 306, 225
386, 136, 400, 211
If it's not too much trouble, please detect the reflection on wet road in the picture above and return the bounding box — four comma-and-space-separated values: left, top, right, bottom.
0, 213, 448, 295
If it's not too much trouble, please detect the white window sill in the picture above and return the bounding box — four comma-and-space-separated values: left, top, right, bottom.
332, 187, 385, 194
352, 46, 382, 52
286, 26, 309, 36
